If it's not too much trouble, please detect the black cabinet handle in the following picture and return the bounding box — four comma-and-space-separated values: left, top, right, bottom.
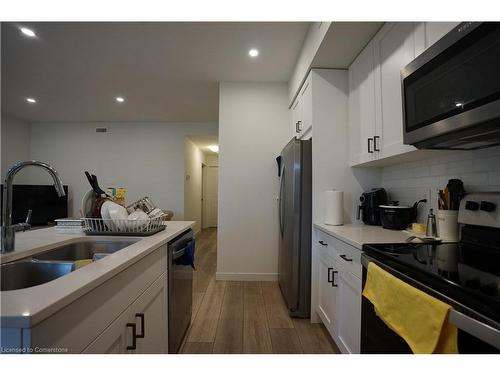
327, 267, 333, 283
374, 135, 380, 152
126, 323, 137, 350
318, 240, 327, 246
367, 138, 374, 153
135, 313, 145, 338
327, 267, 338, 287
340, 254, 353, 262
296, 121, 302, 133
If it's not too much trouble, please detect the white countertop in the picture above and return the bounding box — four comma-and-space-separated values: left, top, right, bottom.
314, 223, 414, 249
1, 221, 194, 328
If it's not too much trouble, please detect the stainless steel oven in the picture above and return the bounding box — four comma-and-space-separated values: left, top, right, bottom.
402, 22, 500, 150
360, 254, 500, 353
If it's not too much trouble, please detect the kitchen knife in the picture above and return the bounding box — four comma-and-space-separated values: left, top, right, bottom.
91, 174, 107, 196
85, 171, 100, 194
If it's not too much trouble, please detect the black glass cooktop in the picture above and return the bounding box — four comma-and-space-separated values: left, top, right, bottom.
363, 239, 500, 323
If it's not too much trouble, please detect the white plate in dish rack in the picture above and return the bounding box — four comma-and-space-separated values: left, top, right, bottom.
81, 190, 94, 217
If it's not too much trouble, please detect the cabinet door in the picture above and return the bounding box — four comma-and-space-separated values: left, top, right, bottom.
82, 308, 135, 354
337, 270, 362, 354
317, 251, 340, 337
348, 40, 377, 165
373, 22, 417, 160
291, 97, 302, 138
130, 272, 168, 354
299, 74, 312, 138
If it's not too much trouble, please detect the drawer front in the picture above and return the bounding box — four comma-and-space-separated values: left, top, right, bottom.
316, 229, 335, 259
316, 229, 362, 279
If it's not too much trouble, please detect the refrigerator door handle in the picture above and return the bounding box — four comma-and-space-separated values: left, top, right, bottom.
279, 165, 285, 236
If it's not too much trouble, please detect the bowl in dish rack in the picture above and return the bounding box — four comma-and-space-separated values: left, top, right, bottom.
126, 209, 149, 231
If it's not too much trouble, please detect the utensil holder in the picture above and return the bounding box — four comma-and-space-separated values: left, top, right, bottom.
437, 210, 459, 241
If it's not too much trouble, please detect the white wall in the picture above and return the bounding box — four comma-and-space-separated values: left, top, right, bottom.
184, 138, 204, 234
204, 153, 219, 167
380, 146, 500, 223
28, 122, 218, 217
311, 69, 382, 226
1, 114, 31, 183
218, 82, 289, 281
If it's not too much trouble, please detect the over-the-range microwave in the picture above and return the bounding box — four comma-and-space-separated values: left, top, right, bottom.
401, 22, 500, 150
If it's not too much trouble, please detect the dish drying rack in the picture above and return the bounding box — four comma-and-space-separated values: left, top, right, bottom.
82, 215, 167, 236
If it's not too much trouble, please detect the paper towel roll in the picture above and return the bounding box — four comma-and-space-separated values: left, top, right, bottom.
325, 190, 343, 226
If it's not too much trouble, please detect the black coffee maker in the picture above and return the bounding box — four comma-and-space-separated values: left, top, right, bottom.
357, 188, 388, 226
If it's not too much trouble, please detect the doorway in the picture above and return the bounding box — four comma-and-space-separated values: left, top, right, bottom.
202, 163, 218, 229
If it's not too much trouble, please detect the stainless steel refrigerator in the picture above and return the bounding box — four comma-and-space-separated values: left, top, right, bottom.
277, 137, 312, 318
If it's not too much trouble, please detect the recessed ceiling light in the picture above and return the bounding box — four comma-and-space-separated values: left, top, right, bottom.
248, 49, 259, 58
20, 27, 36, 38
115, 96, 125, 103
455, 102, 463, 107
208, 145, 219, 153
26, 97, 37, 103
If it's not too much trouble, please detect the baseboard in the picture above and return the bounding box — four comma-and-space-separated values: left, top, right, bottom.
215, 272, 278, 281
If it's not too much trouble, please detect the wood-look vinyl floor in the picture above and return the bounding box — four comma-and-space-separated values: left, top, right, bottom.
181, 228, 339, 354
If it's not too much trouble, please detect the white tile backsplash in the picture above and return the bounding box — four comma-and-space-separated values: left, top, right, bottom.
381, 145, 500, 223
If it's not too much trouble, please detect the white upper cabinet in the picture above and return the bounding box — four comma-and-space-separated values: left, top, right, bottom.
299, 76, 313, 137
348, 22, 459, 166
289, 72, 313, 140
373, 22, 418, 160
290, 97, 301, 138
348, 40, 377, 166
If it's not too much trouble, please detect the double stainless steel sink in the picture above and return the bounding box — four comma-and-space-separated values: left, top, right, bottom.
1, 239, 138, 291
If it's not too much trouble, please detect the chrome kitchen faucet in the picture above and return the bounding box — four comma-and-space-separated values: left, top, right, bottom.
1, 161, 65, 253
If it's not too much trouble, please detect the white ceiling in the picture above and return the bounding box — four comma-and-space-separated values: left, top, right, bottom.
1, 22, 309, 123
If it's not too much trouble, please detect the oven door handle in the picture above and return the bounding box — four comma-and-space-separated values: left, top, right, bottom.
449, 310, 500, 350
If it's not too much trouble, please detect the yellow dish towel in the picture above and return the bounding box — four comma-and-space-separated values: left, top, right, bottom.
362, 262, 458, 354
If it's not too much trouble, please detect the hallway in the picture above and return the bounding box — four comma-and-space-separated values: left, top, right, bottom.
181, 228, 339, 354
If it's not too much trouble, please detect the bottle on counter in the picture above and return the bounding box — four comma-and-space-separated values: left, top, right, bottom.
115, 187, 126, 206
426, 208, 438, 238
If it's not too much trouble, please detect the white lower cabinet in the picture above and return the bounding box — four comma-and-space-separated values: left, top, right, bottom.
82, 303, 135, 354
18, 244, 169, 354
315, 231, 362, 354
317, 252, 339, 336
337, 269, 362, 354
131, 272, 168, 353
83, 272, 167, 354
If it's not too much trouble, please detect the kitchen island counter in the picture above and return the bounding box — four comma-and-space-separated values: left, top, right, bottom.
1, 221, 194, 328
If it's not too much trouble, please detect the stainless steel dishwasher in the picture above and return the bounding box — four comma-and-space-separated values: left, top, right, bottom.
168, 229, 194, 353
